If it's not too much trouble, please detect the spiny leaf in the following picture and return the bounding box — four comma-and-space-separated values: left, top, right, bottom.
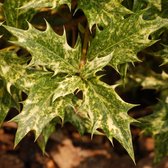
3, 15, 136, 161
155, 132, 168, 163
52, 76, 84, 102
161, 46, 168, 64
161, 0, 168, 18
0, 50, 44, 94
81, 53, 113, 79
4, 22, 81, 75
0, 50, 27, 92
12, 74, 77, 146
88, 11, 168, 71
148, 0, 161, 11
19, 0, 71, 10
129, 69, 168, 90
77, 0, 132, 29
3, 0, 35, 28
140, 100, 168, 163
37, 120, 55, 153
154, 44, 168, 65
78, 78, 136, 161
0, 78, 20, 125
64, 101, 88, 135
133, 0, 162, 12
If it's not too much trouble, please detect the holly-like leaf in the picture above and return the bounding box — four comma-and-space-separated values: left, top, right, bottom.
88, 11, 168, 70
52, 76, 84, 102
0, 50, 28, 124
3, 0, 35, 28
0, 50, 52, 94
143, 43, 168, 66
37, 120, 56, 153
64, 104, 87, 135
19, 0, 71, 10
161, 0, 168, 18
154, 44, 168, 65
12, 74, 80, 146
155, 132, 168, 163
140, 100, 168, 163
132, 0, 162, 12
149, 0, 161, 11
161, 46, 168, 64
130, 70, 168, 90
0, 50, 27, 92
77, 0, 132, 28
80, 53, 113, 79
4, 20, 136, 161
78, 79, 135, 161
0, 78, 20, 125
1, 0, 168, 164
4, 23, 80, 75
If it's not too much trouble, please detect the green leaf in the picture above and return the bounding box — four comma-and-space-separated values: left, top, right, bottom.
161, 0, 168, 18
52, 76, 84, 102
64, 104, 87, 135
3, 0, 35, 28
130, 70, 168, 90
133, 0, 162, 12
37, 120, 55, 153
140, 100, 168, 163
155, 132, 168, 163
154, 44, 168, 65
19, 0, 71, 10
4, 19, 136, 161
81, 53, 113, 79
161, 46, 168, 65
0, 50, 53, 93
12, 74, 76, 146
132, 0, 168, 21
88, 12, 168, 71
78, 79, 136, 161
77, 0, 132, 28
148, 0, 161, 11
0, 50, 27, 92
0, 78, 20, 125
4, 23, 80, 75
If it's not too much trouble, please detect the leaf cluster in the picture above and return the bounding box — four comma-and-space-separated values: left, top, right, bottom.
0, 0, 168, 163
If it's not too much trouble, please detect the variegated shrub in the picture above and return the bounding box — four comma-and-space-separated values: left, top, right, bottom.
0, 0, 168, 163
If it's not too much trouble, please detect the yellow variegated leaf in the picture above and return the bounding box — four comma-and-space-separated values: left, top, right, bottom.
88, 12, 168, 70
77, 0, 132, 28
19, 0, 71, 10
4, 23, 81, 75
78, 78, 136, 161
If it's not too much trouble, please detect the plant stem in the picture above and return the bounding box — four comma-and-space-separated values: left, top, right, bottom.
79, 26, 90, 69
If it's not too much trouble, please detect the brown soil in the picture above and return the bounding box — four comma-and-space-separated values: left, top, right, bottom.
0, 122, 168, 168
